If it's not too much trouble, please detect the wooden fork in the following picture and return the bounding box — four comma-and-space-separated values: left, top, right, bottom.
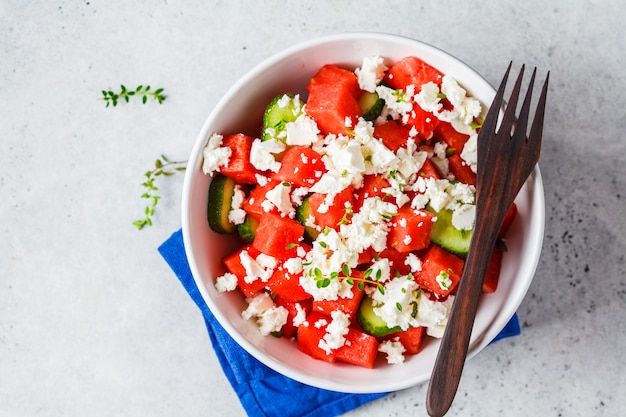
426, 63, 550, 417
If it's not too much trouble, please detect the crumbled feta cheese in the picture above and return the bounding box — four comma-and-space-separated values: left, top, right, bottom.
404, 253, 422, 272
372, 276, 420, 330
286, 114, 320, 146
375, 85, 414, 121
414, 81, 443, 114
242, 292, 274, 320
451, 203, 476, 231
292, 302, 307, 327
257, 306, 289, 336
277, 94, 292, 108
369, 257, 392, 283
228, 185, 246, 225
318, 310, 350, 354
311, 135, 366, 194
378, 339, 406, 364
239, 249, 276, 284
255, 173, 269, 186
308, 171, 352, 195
460, 132, 478, 173
409, 177, 475, 213
283, 257, 303, 275
417, 294, 455, 338
264, 182, 294, 218
393, 141, 427, 179
250, 138, 285, 172
355, 55, 387, 92
382, 185, 410, 207
215, 272, 238, 293
314, 318, 328, 328
202, 133, 232, 174
291, 186, 309, 206
241, 292, 288, 336
439, 75, 482, 126
436, 270, 453, 291
256, 253, 278, 270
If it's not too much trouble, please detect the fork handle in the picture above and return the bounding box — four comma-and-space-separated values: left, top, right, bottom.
425, 207, 505, 417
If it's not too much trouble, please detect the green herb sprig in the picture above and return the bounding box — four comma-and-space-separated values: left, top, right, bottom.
133, 155, 187, 230
102, 85, 166, 107
309, 263, 386, 295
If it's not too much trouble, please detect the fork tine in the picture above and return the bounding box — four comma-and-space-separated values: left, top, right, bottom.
481, 62, 512, 137
527, 71, 550, 161
500, 64, 526, 136
513, 67, 537, 143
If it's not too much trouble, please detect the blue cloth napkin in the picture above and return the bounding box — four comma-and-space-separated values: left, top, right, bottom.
158, 229, 520, 417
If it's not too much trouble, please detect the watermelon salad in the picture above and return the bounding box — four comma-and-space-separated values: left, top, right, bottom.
200, 55, 517, 368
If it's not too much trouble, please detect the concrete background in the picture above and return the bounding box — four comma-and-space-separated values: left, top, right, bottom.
1, 1, 624, 416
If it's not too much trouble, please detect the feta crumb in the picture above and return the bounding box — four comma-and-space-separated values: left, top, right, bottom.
451, 203, 476, 231
418, 295, 455, 337
228, 185, 246, 225
314, 318, 328, 328
378, 339, 406, 364
257, 306, 289, 336
369, 258, 392, 283
292, 303, 307, 327
436, 270, 453, 291
255, 173, 269, 186
283, 257, 303, 275
372, 276, 420, 330
440, 75, 482, 125
318, 310, 350, 355
256, 253, 278, 270
239, 249, 275, 284
375, 85, 414, 121
202, 133, 232, 174
215, 272, 238, 293
286, 114, 320, 146
355, 55, 387, 92
264, 182, 294, 218
404, 253, 422, 272
242, 292, 275, 320
460, 132, 478, 173
291, 186, 309, 206
277, 94, 291, 108
413, 81, 443, 114
250, 138, 285, 172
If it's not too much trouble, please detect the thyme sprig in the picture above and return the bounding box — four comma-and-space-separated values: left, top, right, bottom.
102, 84, 166, 107
133, 155, 187, 230
309, 263, 386, 295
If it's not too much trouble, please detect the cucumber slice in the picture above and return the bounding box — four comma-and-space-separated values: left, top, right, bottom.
428, 206, 473, 256
295, 195, 319, 241
356, 295, 401, 337
359, 91, 384, 121
207, 174, 238, 234
262, 93, 304, 142
237, 215, 259, 243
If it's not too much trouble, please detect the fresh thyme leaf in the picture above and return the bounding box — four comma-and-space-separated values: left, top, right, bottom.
134, 156, 187, 230
101, 84, 167, 107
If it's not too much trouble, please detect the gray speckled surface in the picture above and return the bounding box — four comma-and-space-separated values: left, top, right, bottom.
1, 1, 625, 416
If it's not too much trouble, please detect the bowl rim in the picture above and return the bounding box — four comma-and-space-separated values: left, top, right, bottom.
181, 32, 545, 393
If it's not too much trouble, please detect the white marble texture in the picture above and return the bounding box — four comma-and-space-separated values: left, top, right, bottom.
1, 1, 625, 416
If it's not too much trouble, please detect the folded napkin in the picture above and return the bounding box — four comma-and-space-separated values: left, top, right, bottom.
159, 229, 520, 417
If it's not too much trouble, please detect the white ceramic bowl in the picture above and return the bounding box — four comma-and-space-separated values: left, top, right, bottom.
181, 32, 544, 393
